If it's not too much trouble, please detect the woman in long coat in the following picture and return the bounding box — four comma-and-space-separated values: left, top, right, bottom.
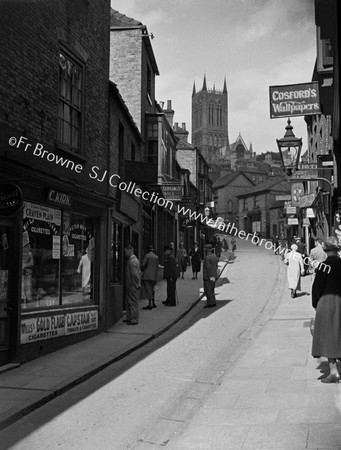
189, 242, 202, 279
284, 243, 304, 298
312, 237, 341, 383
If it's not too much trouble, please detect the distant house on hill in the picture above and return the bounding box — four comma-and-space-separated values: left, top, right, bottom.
236, 178, 291, 238
213, 171, 255, 226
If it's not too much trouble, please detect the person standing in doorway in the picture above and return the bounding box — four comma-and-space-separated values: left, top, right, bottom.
141, 245, 159, 310
162, 244, 178, 306
203, 243, 218, 308
77, 247, 91, 298
124, 245, 141, 325
215, 237, 223, 261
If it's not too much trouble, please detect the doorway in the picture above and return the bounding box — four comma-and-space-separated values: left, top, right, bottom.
0, 218, 19, 366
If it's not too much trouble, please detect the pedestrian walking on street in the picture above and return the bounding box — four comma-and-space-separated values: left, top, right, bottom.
162, 244, 178, 306
124, 245, 141, 325
284, 243, 305, 298
231, 237, 236, 252
177, 242, 188, 279
222, 237, 229, 251
141, 245, 159, 310
189, 242, 202, 279
309, 238, 327, 275
312, 237, 341, 383
215, 236, 223, 261
203, 243, 218, 308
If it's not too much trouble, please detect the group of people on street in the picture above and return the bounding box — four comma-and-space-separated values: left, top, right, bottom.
282, 233, 341, 383
123, 237, 229, 325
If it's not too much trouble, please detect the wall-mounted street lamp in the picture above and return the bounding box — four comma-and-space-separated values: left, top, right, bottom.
276, 118, 303, 176
204, 206, 210, 217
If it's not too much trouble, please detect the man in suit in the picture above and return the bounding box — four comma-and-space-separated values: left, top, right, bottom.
162, 244, 178, 306
141, 245, 159, 310
124, 245, 141, 325
203, 243, 218, 308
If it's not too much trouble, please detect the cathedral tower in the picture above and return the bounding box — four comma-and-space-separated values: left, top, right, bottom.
191, 75, 230, 163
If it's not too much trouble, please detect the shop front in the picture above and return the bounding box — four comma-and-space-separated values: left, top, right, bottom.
0, 176, 110, 366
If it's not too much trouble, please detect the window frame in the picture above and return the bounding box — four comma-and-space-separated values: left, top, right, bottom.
57, 46, 85, 154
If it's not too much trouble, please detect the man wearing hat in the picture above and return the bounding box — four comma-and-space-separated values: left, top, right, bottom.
162, 244, 178, 306
124, 245, 141, 325
141, 245, 159, 310
203, 243, 218, 308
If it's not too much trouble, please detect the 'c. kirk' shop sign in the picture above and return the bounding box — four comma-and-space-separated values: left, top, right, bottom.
269, 82, 321, 118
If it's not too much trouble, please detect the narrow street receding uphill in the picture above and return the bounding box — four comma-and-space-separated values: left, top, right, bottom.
0, 238, 284, 449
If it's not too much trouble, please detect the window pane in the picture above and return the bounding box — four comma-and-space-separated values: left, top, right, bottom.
21, 202, 61, 309
61, 213, 95, 305
63, 122, 71, 146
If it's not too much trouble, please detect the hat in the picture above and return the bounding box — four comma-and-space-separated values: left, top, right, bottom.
296, 237, 301, 241
147, 245, 154, 252
205, 244, 213, 249
323, 236, 339, 251
164, 244, 172, 251
125, 244, 134, 251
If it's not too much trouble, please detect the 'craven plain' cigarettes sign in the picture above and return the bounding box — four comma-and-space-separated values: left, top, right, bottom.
269, 82, 321, 118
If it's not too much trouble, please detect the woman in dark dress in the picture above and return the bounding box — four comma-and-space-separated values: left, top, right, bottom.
312, 237, 341, 383
189, 242, 201, 279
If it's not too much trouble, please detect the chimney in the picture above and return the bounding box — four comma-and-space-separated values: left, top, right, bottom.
159, 101, 164, 109
182, 123, 186, 131
164, 99, 174, 127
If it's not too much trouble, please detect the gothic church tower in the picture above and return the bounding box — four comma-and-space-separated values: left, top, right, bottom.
191, 75, 230, 164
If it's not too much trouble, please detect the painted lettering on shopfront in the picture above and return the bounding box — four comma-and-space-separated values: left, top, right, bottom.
47, 189, 72, 207
20, 311, 98, 343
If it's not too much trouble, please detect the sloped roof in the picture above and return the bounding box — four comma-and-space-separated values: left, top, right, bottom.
110, 9, 143, 28
213, 170, 254, 189
236, 177, 289, 197
230, 133, 249, 152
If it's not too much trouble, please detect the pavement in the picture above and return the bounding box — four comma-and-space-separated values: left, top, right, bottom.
1, 244, 341, 449
0, 253, 231, 432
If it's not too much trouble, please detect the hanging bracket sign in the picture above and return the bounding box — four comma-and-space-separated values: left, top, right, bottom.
0, 183, 24, 217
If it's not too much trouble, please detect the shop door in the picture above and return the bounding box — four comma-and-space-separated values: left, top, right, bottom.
0, 220, 17, 366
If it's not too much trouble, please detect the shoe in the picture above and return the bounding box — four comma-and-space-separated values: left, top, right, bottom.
123, 319, 130, 322
321, 374, 340, 383
143, 306, 153, 310
127, 321, 138, 325
164, 302, 176, 307
192, 277, 195, 280
204, 304, 216, 308
181, 276, 184, 279
152, 303, 157, 308
162, 300, 168, 304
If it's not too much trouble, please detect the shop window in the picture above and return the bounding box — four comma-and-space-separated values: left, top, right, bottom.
58, 51, 83, 152
111, 222, 122, 284
21, 202, 95, 309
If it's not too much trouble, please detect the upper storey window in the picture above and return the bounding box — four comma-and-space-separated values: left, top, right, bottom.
58, 51, 83, 152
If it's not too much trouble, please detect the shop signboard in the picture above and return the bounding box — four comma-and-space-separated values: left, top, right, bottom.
21, 314, 65, 344
20, 310, 98, 343
288, 217, 299, 225
286, 206, 297, 215
65, 310, 98, 335
275, 194, 291, 201
299, 193, 316, 208
0, 183, 23, 217
161, 184, 182, 201
303, 218, 310, 227
306, 208, 315, 218
269, 82, 321, 118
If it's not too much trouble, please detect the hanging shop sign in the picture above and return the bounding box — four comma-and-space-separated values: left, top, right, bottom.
269, 82, 321, 119
306, 208, 315, 218
288, 217, 299, 225
275, 194, 291, 201
0, 183, 23, 217
299, 193, 316, 208
161, 184, 182, 201
291, 182, 304, 206
302, 218, 310, 227
286, 206, 297, 215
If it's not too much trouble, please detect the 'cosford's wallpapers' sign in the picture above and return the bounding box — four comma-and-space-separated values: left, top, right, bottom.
269, 82, 321, 118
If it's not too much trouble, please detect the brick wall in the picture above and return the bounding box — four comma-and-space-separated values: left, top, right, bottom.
0, 0, 110, 192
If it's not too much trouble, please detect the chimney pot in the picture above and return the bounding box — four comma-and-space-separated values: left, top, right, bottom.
167, 100, 172, 110
182, 122, 186, 130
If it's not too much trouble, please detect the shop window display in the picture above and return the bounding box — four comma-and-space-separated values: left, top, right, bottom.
21, 202, 95, 309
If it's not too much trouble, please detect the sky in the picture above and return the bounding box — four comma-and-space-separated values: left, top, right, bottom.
111, 0, 316, 154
